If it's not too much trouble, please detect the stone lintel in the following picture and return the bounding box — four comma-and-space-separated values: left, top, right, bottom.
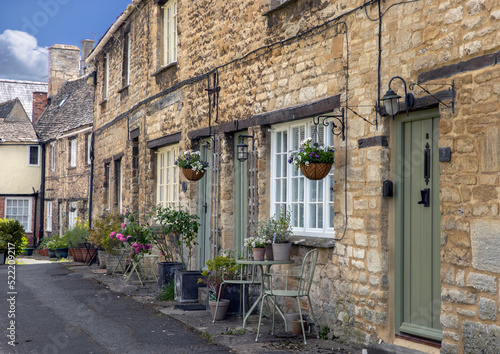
147, 132, 182, 150
188, 95, 341, 140
358, 136, 388, 149
418, 51, 498, 83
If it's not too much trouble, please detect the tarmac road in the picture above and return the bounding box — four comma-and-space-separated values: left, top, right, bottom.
0, 260, 231, 354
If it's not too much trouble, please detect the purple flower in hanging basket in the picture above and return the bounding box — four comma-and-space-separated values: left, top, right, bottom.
314, 154, 320, 158
288, 156, 294, 164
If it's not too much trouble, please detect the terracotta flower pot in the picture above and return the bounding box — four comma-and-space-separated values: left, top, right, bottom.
299, 162, 332, 180
252, 247, 265, 261
182, 168, 206, 181
292, 319, 307, 335
209, 299, 230, 321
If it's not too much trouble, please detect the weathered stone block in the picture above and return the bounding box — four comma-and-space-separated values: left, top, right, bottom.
442, 288, 477, 304
466, 272, 497, 294
441, 313, 459, 329
471, 219, 500, 272
478, 298, 497, 321
462, 321, 500, 353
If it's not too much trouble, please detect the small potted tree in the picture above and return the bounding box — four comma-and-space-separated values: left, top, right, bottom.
152, 205, 184, 287
198, 253, 238, 320
160, 207, 201, 302
64, 218, 90, 262
254, 218, 275, 260
271, 209, 293, 261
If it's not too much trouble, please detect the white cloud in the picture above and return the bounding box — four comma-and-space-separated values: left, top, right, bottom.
0, 30, 48, 82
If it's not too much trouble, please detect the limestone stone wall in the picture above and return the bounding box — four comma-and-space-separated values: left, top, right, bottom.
90, 0, 500, 351
44, 128, 92, 237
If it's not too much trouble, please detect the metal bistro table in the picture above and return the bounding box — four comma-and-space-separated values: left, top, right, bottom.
235, 259, 294, 328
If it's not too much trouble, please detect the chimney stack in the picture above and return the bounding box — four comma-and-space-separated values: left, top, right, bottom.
80, 39, 96, 76
48, 44, 80, 98
32, 92, 48, 124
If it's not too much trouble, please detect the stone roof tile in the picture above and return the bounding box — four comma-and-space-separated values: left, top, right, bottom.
34, 75, 94, 142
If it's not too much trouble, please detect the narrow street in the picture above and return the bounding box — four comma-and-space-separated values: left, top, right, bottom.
0, 260, 231, 354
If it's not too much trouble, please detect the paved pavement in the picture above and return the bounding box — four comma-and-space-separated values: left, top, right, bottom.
1, 254, 427, 354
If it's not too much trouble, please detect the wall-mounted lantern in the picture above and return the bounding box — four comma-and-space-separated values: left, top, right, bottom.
381, 76, 414, 119
237, 132, 255, 162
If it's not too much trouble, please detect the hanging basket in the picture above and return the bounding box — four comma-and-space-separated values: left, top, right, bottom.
182, 168, 206, 181
299, 163, 332, 181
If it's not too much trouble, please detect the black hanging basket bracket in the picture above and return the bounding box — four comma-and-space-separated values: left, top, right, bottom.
314, 107, 345, 141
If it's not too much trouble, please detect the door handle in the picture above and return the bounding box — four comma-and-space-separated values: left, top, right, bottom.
417, 188, 430, 207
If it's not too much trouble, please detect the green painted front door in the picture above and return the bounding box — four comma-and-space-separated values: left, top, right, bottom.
395, 109, 442, 342
197, 139, 212, 269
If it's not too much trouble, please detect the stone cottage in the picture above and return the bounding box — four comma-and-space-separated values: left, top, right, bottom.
87, 0, 500, 352
35, 41, 95, 238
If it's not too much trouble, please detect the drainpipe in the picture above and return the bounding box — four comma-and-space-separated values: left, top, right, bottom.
39, 143, 46, 245
32, 188, 38, 248
88, 133, 94, 229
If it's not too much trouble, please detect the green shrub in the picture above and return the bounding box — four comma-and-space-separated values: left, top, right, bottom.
88, 214, 122, 254
156, 282, 175, 301
0, 219, 28, 257
64, 218, 90, 248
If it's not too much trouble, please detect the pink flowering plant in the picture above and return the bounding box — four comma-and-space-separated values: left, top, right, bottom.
110, 211, 153, 263
288, 137, 334, 169
174, 151, 209, 172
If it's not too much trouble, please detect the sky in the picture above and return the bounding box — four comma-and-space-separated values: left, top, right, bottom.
0, 0, 131, 83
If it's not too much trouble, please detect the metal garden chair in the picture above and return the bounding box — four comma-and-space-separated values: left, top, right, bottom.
255, 248, 319, 344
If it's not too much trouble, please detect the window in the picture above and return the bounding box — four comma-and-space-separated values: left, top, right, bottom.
163, 0, 177, 66
104, 162, 111, 210
5, 198, 31, 232
28, 145, 40, 166
103, 53, 109, 100
85, 133, 92, 165
157, 144, 179, 208
46, 201, 53, 232
114, 159, 122, 211
69, 138, 77, 167
50, 143, 55, 171
122, 31, 131, 87
68, 202, 77, 230
58, 202, 63, 235
271, 119, 334, 237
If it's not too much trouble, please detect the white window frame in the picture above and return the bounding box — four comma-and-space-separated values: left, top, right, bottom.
157, 144, 179, 208
46, 201, 53, 232
123, 31, 131, 87
28, 145, 40, 166
50, 142, 56, 171
70, 138, 77, 167
115, 159, 122, 212
163, 0, 177, 66
270, 118, 335, 238
86, 134, 92, 165
68, 202, 77, 230
5, 198, 32, 232
105, 163, 111, 211
103, 53, 109, 100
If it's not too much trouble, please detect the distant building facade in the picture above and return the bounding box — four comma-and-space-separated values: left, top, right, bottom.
0, 79, 48, 122
0, 98, 42, 244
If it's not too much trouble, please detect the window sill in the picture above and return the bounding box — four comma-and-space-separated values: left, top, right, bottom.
263, 0, 298, 16
100, 99, 108, 105
151, 62, 178, 77
289, 235, 335, 249
117, 85, 129, 94
68, 166, 77, 170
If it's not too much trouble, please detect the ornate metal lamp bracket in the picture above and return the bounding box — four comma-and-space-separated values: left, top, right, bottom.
313, 107, 346, 141
409, 80, 455, 114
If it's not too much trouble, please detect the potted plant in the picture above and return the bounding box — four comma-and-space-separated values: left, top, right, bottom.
156, 206, 201, 302
46, 237, 57, 258
53, 235, 69, 259
288, 137, 334, 180
64, 218, 90, 263
174, 150, 209, 181
243, 236, 269, 261
116, 211, 153, 264
271, 209, 293, 261
38, 238, 50, 256
255, 218, 276, 260
0, 219, 28, 261
152, 205, 184, 287
198, 253, 239, 321
89, 214, 124, 274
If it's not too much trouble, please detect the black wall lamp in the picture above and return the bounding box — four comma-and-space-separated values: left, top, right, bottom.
381, 76, 414, 119
237, 132, 255, 162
